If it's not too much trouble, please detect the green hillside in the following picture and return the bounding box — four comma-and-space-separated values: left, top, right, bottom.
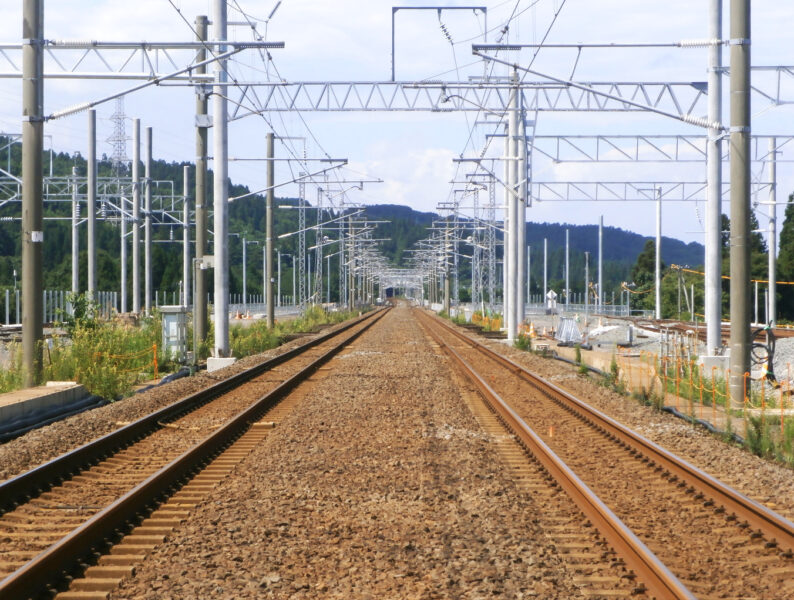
0, 136, 718, 309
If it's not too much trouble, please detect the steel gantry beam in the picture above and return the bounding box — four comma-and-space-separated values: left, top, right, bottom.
530, 135, 794, 163
223, 80, 710, 116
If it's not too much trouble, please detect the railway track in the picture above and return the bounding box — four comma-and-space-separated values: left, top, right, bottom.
0, 307, 387, 599
628, 316, 794, 343
416, 309, 794, 600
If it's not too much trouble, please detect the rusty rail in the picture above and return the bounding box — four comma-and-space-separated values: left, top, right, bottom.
424, 310, 794, 555
417, 310, 695, 600
0, 308, 388, 599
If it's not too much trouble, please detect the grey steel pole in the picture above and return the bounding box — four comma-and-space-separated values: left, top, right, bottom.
183, 165, 190, 307
87, 110, 97, 299
444, 226, 451, 315
768, 137, 777, 324
213, 0, 230, 354
754, 280, 758, 324
598, 215, 603, 309
242, 237, 247, 314
144, 126, 153, 314
502, 125, 509, 314
194, 14, 209, 343
655, 188, 662, 320
526, 245, 531, 304
565, 229, 570, 308
266, 132, 275, 328
706, 0, 723, 354
506, 74, 518, 340
585, 251, 590, 325
277, 249, 281, 307
71, 166, 79, 299
120, 175, 127, 313
729, 0, 751, 407
292, 258, 296, 307
327, 255, 331, 304
21, 0, 44, 386
517, 107, 526, 326
543, 237, 547, 304
132, 118, 141, 314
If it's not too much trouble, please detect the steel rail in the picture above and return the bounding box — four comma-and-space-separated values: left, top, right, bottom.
416, 310, 695, 600
0, 307, 388, 599
424, 311, 794, 555
0, 309, 384, 513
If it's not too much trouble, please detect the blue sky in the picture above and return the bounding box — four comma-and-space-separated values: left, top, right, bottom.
1, 0, 793, 248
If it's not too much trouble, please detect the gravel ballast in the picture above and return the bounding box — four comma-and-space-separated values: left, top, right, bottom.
112, 305, 582, 599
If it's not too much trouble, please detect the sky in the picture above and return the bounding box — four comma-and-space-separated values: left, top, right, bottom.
1, 0, 793, 251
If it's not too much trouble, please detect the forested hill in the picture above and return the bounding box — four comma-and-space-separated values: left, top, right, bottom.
0, 137, 704, 300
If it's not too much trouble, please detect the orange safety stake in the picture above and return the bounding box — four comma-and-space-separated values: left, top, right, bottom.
153, 344, 158, 379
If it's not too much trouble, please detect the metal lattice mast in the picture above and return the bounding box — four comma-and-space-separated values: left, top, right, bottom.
297, 175, 306, 309
107, 98, 129, 176
107, 97, 129, 312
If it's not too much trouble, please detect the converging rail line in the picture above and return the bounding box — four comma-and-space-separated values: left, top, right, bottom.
416, 309, 794, 600
0, 308, 388, 599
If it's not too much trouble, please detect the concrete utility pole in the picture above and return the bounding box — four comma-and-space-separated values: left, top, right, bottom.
213, 0, 230, 355
144, 126, 153, 314
543, 237, 548, 304
194, 14, 209, 342
242, 237, 248, 313
565, 229, 570, 308
517, 108, 526, 327
506, 74, 518, 340
120, 180, 127, 313
655, 188, 662, 320
183, 165, 190, 307
444, 226, 451, 315
705, 0, 723, 354
22, 0, 44, 386
276, 249, 281, 307
71, 166, 79, 298
768, 137, 777, 324
132, 118, 141, 314
265, 132, 275, 328
598, 216, 603, 308
585, 251, 590, 324
526, 245, 531, 304
729, 0, 751, 407
87, 110, 97, 299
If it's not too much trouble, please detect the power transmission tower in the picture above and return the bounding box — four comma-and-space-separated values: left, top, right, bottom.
107, 98, 129, 176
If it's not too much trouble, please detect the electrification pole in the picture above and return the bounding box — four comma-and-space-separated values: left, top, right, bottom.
194, 14, 209, 342
729, 0, 751, 407
132, 118, 141, 314
71, 166, 79, 299
598, 216, 603, 309
144, 126, 153, 314
266, 132, 275, 328
183, 165, 190, 307
213, 0, 230, 355
517, 105, 526, 327
506, 72, 518, 340
565, 229, 570, 308
22, 0, 44, 386
768, 137, 777, 324
705, 0, 723, 354
87, 110, 97, 299
655, 187, 662, 320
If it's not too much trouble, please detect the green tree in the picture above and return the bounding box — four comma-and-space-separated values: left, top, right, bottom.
630, 240, 664, 311
778, 194, 794, 320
